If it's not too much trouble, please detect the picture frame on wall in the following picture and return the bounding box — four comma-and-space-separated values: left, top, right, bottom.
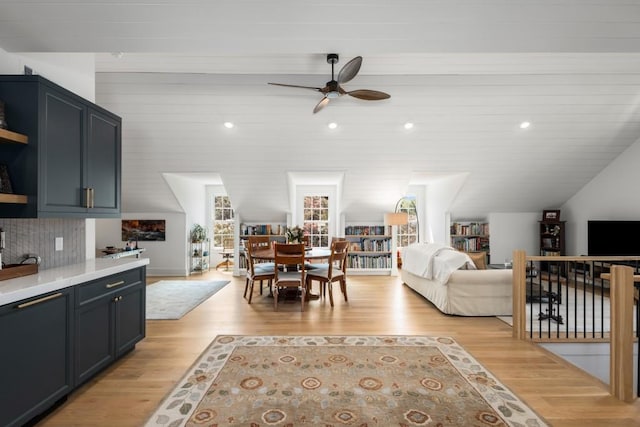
122, 219, 166, 241
542, 210, 561, 222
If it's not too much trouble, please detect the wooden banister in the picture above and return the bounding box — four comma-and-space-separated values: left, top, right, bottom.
607, 266, 637, 403
512, 249, 527, 340
512, 254, 638, 402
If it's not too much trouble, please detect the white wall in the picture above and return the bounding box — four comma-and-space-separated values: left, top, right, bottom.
489, 212, 539, 263
96, 213, 188, 276
162, 173, 207, 227
562, 137, 640, 256
0, 48, 96, 101
426, 174, 468, 244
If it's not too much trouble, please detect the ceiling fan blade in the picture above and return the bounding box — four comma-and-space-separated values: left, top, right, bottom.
313, 97, 330, 114
337, 56, 362, 84
347, 89, 391, 101
268, 82, 323, 92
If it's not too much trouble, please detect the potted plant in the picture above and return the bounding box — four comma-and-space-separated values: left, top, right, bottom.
190, 224, 207, 243
286, 225, 305, 244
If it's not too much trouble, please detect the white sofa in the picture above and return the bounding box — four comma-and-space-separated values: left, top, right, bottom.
400, 243, 512, 316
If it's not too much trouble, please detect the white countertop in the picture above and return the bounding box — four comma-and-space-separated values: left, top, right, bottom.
97, 248, 146, 259
0, 257, 150, 306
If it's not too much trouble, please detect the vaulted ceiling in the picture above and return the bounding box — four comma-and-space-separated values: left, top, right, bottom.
1, 0, 640, 222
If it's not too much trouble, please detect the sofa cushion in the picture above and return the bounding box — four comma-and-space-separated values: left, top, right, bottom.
466, 252, 487, 270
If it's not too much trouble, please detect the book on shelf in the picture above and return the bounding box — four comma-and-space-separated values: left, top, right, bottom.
347, 254, 391, 269
345, 225, 387, 236
450, 222, 489, 236
241, 224, 283, 236
450, 236, 488, 252
346, 237, 391, 252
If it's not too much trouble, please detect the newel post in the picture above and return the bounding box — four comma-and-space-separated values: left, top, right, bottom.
609, 265, 636, 402
512, 250, 527, 340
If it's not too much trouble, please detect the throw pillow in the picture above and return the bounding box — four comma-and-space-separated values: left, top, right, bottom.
466, 252, 487, 270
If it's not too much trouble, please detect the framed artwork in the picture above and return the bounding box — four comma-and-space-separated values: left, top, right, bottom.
542, 210, 560, 222
0, 164, 13, 194
122, 219, 166, 241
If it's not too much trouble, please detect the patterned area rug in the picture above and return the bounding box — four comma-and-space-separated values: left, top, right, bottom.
146, 280, 230, 320
145, 335, 548, 426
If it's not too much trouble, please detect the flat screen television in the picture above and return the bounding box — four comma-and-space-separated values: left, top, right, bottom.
587, 220, 640, 256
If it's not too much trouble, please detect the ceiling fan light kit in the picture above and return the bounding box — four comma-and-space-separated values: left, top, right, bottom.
268, 53, 390, 113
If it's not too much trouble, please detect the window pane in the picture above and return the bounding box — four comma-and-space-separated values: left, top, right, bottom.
302, 195, 329, 248
396, 197, 418, 248
213, 196, 234, 247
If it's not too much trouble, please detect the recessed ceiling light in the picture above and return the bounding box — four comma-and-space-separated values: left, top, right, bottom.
328, 122, 338, 129
404, 122, 414, 130
224, 122, 234, 129
520, 121, 531, 129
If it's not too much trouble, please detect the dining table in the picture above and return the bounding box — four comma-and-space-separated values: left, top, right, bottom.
250, 247, 331, 262
248, 247, 332, 298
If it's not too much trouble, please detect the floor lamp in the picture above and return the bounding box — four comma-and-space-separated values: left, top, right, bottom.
384, 212, 408, 276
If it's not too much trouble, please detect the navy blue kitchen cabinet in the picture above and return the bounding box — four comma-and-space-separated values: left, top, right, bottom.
75, 267, 146, 385
0, 265, 146, 426
0, 288, 74, 427
0, 75, 121, 218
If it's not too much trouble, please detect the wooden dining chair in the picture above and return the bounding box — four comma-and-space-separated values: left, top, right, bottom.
244, 236, 275, 303
273, 243, 306, 311
305, 240, 349, 307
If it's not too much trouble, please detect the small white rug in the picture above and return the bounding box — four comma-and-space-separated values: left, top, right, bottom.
498, 284, 637, 333
146, 280, 230, 320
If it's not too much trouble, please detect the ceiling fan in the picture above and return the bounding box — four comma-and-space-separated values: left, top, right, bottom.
268, 54, 391, 113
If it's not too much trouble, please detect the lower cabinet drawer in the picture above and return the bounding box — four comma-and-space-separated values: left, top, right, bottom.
76, 268, 143, 305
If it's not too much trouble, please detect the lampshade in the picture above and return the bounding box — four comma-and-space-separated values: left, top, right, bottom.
384, 212, 408, 226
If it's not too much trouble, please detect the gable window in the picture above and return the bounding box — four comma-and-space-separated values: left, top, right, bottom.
396, 197, 418, 247
213, 195, 234, 247
303, 195, 329, 247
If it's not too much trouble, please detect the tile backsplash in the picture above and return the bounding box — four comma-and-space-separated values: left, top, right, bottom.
0, 218, 85, 270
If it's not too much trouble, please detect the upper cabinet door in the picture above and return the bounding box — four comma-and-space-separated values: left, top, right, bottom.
39, 87, 87, 214
0, 76, 121, 218
86, 108, 121, 215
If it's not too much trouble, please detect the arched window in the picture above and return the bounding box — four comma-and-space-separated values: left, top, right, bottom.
396, 197, 418, 247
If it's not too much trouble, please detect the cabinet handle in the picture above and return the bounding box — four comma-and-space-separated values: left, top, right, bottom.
84, 188, 91, 208
113, 295, 122, 302
17, 292, 63, 309
106, 280, 125, 289
90, 188, 95, 208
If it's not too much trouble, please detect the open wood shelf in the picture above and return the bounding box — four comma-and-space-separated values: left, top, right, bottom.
0, 128, 28, 144
0, 193, 27, 204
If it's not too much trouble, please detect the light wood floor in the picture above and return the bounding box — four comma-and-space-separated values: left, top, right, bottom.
39, 270, 640, 426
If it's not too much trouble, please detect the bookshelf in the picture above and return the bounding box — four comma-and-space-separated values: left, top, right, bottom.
344, 224, 392, 275
238, 223, 286, 269
450, 221, 490, 261
190, 240, 210, 274
539, 220, 565, 274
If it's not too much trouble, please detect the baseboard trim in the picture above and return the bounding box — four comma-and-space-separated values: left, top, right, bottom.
146, 268, 189, 277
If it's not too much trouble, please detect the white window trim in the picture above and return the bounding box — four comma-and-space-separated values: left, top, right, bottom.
206, 186, 232, 249
295, 185, 337, 247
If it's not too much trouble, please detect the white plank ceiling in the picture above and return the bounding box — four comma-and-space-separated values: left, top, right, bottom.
2, 0, 640, 222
